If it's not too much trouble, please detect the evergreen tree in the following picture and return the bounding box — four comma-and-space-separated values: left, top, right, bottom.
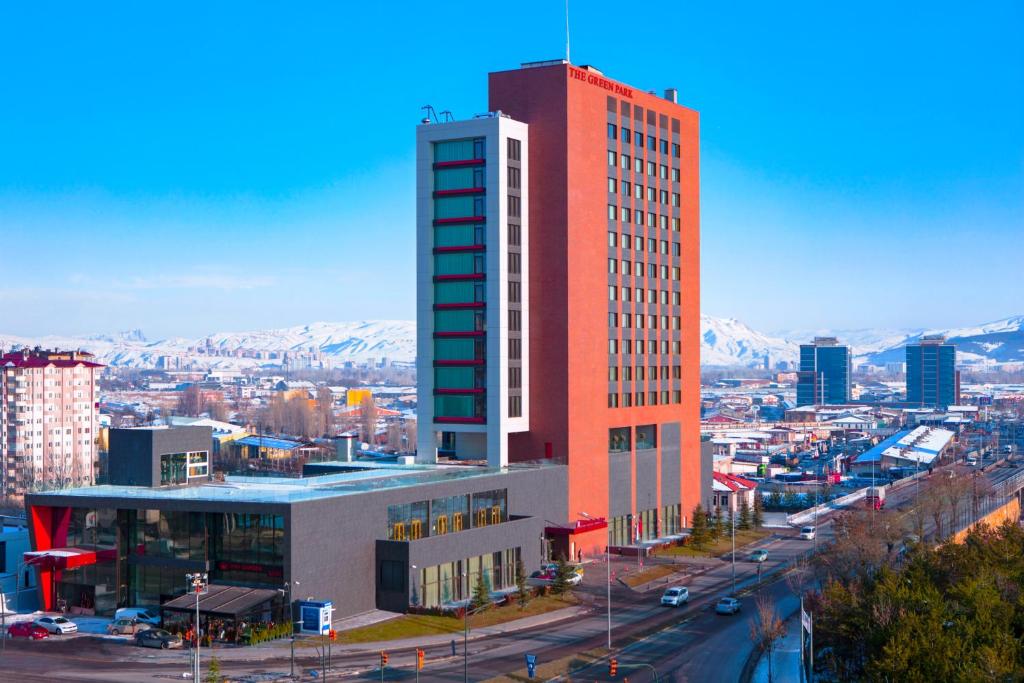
471, 571, 490, 610
782, 490, 799, 510
205, 657, 222, 683
752, 491, 765, 529
739, 498, 752, 530
515, 559, 529, 608
551, 556, 574, 595
767, 490, 783, 509
689, 503, 710, 550
711, 505, 724, 541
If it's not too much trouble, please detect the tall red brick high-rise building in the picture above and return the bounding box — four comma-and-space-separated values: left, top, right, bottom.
418, 61, 702, 556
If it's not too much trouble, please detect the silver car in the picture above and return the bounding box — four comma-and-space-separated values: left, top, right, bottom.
715, 597, 741, 615
34, 616, 78, 635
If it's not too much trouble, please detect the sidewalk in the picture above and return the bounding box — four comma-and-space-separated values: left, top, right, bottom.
104, 604, 589, 664
750, 610, 802, 683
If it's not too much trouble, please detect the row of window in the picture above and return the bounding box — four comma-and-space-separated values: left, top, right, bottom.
387, 489, 508, 541
610, 260, 683, 280
608, 339, 681, 355
609, 425, 658, 452
609, 313, 681, 331
609, 230, 681, 251
609, 151, 681, 179
610, 365, 681, 381
609, 201, 679, 224
609, 178, 681, 202
609, 284, 681, 303
434, 138, 485, 163
508, 395, 522, 418
607, 124, 681, 157
608, 390, 681, 407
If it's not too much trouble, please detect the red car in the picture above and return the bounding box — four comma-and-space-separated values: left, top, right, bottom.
7, 622, 49, 640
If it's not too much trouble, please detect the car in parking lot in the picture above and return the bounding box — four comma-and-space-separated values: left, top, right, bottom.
800, 526, 816, 540
715, 597, 742, 615
749, 549, 769, 563
107, 618, 152, 636
114, 607, 161, 626
660, 586, 690, 607
7, 622, 49, 640
34, 616, 78, 635
134, 629, 183, 649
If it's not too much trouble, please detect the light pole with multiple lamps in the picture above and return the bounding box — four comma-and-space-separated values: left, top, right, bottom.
185, 572, 208, 682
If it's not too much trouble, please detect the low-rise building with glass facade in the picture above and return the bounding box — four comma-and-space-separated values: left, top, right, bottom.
24, 460, 567, 620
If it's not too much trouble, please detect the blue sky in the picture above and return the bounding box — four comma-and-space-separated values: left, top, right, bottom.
1, 1, 1021, 339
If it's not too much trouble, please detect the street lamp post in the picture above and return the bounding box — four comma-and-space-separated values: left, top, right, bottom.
284, 580, 299, 679
186, 572, 208, 682
731, 501, 737, 596
580, 512, 611, 649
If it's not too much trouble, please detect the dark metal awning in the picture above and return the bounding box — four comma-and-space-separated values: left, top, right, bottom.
161, 584, 280, 617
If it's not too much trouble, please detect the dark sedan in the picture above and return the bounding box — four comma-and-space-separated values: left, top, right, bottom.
134, 629, 183, 649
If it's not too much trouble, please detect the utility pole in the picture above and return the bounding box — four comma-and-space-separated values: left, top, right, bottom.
731, 503, 736, 595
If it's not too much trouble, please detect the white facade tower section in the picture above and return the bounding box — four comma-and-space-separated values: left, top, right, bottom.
415, 114, 530, 467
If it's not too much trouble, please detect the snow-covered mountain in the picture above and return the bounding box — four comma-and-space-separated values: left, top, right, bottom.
3, 315, 1021, 371
0, 321, 417, 370
860, 316, 1024, 367
700, 315, 798, 367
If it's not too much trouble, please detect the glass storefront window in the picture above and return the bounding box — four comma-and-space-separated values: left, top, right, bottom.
471, 489, 507, 528
387, 501, 429, 541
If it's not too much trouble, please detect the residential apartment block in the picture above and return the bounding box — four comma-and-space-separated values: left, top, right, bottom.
1, 348, 102, 497
418, 61, 703, 555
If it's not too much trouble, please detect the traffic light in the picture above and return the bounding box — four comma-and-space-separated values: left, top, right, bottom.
380, 650, 389, 667
609, 658, 618, 677
417, 648, 425, 670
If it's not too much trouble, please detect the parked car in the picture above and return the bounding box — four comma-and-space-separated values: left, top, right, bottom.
966, 456, 979, 467
542, 562, 585, 577
749, 549, 769, 563
114, 607, 161, 626
715, 597, 742, 615
34, 616, 78, 635
107, 618, 151, 636
7, 622, 49, 640
134, 629, 183, 649
660, 586, 690, 607
800, 526, 816, 540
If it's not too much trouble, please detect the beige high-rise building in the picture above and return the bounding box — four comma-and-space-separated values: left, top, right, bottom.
1, 348, 103, 497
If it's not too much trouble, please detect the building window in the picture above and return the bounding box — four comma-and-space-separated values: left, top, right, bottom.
621, 313, 631, 327
608, 150, 616, 166
648, 136, 656, 151
508, 281, 521, 303
634, 209, 643, 224
672, 143, 681, 158
672, 167, 680, 181
509, 395, 522, 417
608, 204, 617, 219
608, 177, 616, 193
508, 166, 520, 189
621, 233, 630, 248
609, 427, 631, 452
507, 138, 521, 161
509, 337, 521, 359
609, 312, 618, 327
672, 193, 680, 206
648, 161, 656, 176
608, 258, 617, 274
508, 195, 521, 217
608, 393, 619, 408
509, 309, 520, 331
621, 207, 630, 223
622, 392, 632, 407
672, 242, 680, 256
672, 267, 680, 280
622, 127, 631, 142
660, 190, 669, 204
635, 133, 644, 147
673, 390, 681, 404
509, 366, 521, 389
608, 231, 617, 247
636, 424, 657, 449
609, 366, 618, 381
660, 139, 669, 154
672, 217, 680, 231
609, 286, 617, 301
620, 154, 630, 169
660, 164, 668, 179
608, 123, 617, 139
634, 157, 643, 173
609, 339, 618, 354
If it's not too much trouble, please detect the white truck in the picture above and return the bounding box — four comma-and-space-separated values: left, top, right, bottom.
865, 486, 886, 510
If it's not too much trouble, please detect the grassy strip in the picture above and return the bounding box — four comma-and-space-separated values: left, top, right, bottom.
619, 563, 678, 587
482, 647, 609, 683
657, 528, 771, 558
320, 595, 580, 645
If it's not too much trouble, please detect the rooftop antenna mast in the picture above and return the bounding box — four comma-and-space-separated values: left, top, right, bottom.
565, 0, 571, 63
421, 105, 439, 124
439, 110, 453, 122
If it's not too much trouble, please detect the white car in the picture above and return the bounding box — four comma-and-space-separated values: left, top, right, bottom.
715, 597, 741, 615
966, 457, 979, 467
800, 526, 816, 540
661, 586, 689, 607
114, 607, 161, 626
34, 616, 78, 635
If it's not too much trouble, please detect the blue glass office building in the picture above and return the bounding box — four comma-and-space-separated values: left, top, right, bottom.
906, 336, 958, 408
796, 337, 851, 406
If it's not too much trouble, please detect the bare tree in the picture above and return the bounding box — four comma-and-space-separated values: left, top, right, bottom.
405, 420, 417, 455
749, 593, 788, 683
175, 385, 203, 417
315, 386, 335, 437
360, 395, 378, 445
